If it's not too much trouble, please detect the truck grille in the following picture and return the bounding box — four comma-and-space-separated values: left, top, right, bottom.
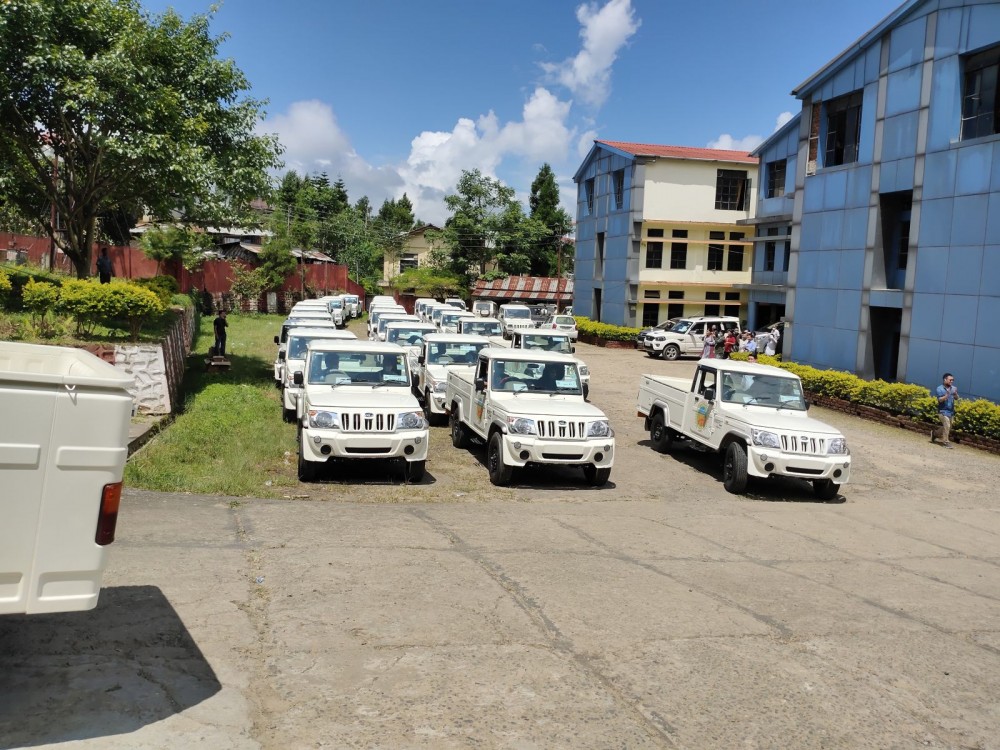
341, 412, 395, 433
536, 420, 587, 440
780, 435, 826, 455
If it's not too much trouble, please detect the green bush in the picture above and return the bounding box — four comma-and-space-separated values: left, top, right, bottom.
953, 399, 1000, 441
0, 268, 11, 303
2, 265, 63, 311
133, 275, 180, 307
575, 317, 641, 342
104, 282, 166, 341
22, 278, 59, 321
58, 279, 113, 336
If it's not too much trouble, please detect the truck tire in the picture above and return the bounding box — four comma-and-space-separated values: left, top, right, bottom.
650, 413, 673, 453
487, 432, 513, 486
423, 391, 441, 426
583, 464, 611, 487
282, 407, 296, 423
297, 447, 318, 482
722, 441, 749, 494
646, 350, 661, 359
450, 409, 470, 449
663, 344, 681, 361
405, 460, 426, 484
813, 479, 840, 500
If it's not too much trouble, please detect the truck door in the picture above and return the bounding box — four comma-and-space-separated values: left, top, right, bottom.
683, 366, 719, 444
686, 322, 706, 356
473, 357, 491, 434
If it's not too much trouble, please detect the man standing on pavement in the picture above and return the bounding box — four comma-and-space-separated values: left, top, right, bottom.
213, 309, 228, 358
931, 373, 958, 448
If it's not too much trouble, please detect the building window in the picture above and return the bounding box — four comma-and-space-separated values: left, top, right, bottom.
727, 245, 744, 272
670, 242, 687, 269
672, 229, 688, 238
764, 228, 779, 272
667, 303, 684, 319
725, 292, 740, 300
707, 230, 725, 271
667, 290, 684, 300
962, 45, 1000, 140
824, 90, 863, 166
705, 304, 720, 316
724, 305, 740, 317
705, 292, 720, 300
596, 232, 605, 265
645, 241, 663, 269
399, 254, 418, 272
783, 241, 791, 272
647, 228, 664, 238
766, 159, 787, 198
585, 178, 595, 215
613, 169, 625, 209
715, 169, 750, 211
642, 304, 660, 327
643, 289, 660, 299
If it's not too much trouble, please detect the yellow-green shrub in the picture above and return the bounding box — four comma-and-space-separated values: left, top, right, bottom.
22, 278, 59, 321
105, 282, 165, 341
58, 279, 113, 336
575, 317, 641, 342
0, 268, 11, 303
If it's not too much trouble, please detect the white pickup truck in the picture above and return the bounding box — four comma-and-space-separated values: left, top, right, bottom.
280, 327, 358, 422
445, 349, 614, 487
294, 340, 429, 483
489, 329, 591, 400
636, 359, 851, 498
415, 333, 490, 424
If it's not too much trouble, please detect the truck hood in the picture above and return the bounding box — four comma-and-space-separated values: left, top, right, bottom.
724, 407, 841, 435
491, 393, 608, 419
304, 386, 420, 411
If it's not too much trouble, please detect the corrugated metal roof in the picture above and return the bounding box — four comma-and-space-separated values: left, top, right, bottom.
597, 140, 757, 165
472, 276, 573, 302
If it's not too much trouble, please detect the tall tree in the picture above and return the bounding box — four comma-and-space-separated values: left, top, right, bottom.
0, 0, 282, 278
529, 163, 574, 276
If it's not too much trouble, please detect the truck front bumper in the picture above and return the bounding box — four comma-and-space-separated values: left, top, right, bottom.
300, 428, 429, 463
501, 435, 614, 468
748, 445, 851, 484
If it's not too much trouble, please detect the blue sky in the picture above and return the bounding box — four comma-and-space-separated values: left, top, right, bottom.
143, 0, 901, 224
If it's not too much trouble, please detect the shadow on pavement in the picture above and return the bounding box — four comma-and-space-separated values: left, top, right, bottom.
0, 585, 220, 749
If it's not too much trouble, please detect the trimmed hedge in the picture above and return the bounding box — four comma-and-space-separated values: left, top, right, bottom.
728, 352, 1000, 441
575, 316, 641, 342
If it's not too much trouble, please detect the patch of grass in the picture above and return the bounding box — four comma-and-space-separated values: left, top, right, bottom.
125, 312, 300, 497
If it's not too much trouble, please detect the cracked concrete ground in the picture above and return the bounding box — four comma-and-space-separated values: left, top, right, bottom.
2, 344, 999, 749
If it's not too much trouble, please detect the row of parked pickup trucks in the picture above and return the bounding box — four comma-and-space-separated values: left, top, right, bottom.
278, 297, 852, 501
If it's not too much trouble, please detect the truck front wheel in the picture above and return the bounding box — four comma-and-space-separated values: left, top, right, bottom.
450, 410, 470, 449
722, 442, 749, 494
487, 433, 513, 486
663, 344, 681, 361
405, 460, 426, 484
646, 349, 661, 358
297, 447, 318, 482
813, 479, 840, 500
650, 413, 673, 453
583, 464, 611, 487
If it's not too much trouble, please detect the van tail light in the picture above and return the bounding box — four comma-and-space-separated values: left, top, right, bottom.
95, 482, 123, 546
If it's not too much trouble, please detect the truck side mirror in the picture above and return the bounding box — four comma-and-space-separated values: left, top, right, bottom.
704, 387, 716, 402
278, 351, 286, 361
475, 377, 486, 392
417, 355, 425, 365
293, 372, 303, 386
273, 335, 279, 344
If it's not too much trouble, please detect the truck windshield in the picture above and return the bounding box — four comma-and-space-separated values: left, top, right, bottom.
287, 336, 318, 360
307, 352, 407, 385
491, 359, 581, 395
503, 308, 530, 319
427, 343, 485, 366
720, 372, 807, 410
387, 328, 431, 346
671, 320, 692, 333
462, 322, 501, 336
521, 335, 572, 354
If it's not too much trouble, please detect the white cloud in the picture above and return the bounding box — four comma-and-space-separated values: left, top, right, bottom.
541, 0, 640, 108
705, 111, 799, 154
577, 129, 599, 158
775, 111, 795, 130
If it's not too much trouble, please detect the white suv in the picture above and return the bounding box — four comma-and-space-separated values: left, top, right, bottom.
643, 316, 741, 360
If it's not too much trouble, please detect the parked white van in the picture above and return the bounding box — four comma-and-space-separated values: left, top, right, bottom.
0, 342, 133, 614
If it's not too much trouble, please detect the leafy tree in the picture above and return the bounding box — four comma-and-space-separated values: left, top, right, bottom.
388, 267, 464, 298
139, 225, 211, 274
229, 265, 270, 308
0, 1, 282, 279
529, 163, 574, 276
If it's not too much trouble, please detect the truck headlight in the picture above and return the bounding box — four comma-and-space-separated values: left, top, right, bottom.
587, 420, 613, 438
308, 410, 339, 429
396, 411, 427, 430
431, 379, 447, 393
751, 428, 781, 449
507, 417, 537, 435
827, 437, 849, 455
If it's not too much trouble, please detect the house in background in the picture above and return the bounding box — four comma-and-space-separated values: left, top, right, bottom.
740, 114, 800, 331
572, 141, 758, 328
758, 0, 1000, 401
381, 224, 442, 288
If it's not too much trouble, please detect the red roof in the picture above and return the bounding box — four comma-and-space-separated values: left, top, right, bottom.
597, 140, 757, 165
472, 276, 572, 303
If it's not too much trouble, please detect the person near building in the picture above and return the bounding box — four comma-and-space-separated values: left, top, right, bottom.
723, 329, 737, 359
764, 327, 779, 357
931, 373, 958, 448
702, 326, 717, 359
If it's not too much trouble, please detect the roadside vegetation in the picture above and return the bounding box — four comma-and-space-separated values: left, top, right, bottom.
124, 313, 301, 497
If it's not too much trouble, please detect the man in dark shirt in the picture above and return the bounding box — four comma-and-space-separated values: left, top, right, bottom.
96, 247, 113, 284
213, 310, 228, 358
